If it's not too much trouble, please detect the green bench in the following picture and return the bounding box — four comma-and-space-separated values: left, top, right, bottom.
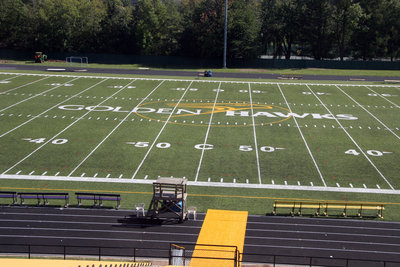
272, 200, 384, 218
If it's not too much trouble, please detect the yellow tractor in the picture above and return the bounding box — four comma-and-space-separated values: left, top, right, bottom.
34, 52, 47, 63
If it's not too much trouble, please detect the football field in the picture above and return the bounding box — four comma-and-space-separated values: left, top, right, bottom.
0, 72, 400, 197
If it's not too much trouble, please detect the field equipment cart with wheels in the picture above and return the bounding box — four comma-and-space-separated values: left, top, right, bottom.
34, 52, 47, 63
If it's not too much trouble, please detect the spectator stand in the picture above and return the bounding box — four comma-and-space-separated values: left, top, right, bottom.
146, 177, 188, 222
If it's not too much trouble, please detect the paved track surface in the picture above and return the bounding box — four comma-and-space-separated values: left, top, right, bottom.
0, 206, 399, 266
1, 63, 399, 82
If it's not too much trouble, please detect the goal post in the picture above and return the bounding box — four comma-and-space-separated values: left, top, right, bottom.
66, 56, 88, 67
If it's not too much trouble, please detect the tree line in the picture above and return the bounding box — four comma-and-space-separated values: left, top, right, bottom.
1, 0, 399, 61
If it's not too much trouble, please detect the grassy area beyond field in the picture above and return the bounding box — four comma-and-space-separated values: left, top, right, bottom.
1, 59, 400, 77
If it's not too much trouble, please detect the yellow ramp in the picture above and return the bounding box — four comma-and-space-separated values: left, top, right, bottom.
190, 209, 248, 267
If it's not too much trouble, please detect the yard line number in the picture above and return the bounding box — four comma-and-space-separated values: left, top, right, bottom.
22, 137, 68, 144
345, 149, 392, 157
126, 141, 284, 152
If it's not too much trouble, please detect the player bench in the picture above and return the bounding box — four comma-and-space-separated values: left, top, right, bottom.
0, 191, 18, 205
272, 200, 384, 218
75, 192, 121, 209
18, 192, 69, 207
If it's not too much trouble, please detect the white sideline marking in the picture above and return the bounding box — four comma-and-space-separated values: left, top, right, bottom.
249, 83, 262, 184
0, 78, 109, 139
336, 85, 400, 140
350, 183, 353, 188
144, 175, 148, 179
365, 85, 400, 108
277, 84, 327, 187
0, 72, 398, 87
41, 171, 47, 176
119, 174, 123, 179
307, 85, 395, 190
81, 173, 85, 177
0, 77, 80, 113
0, 76, 49, 94
55, 172, 59, 176
377, 184, 381, 189
194, 82, 221, 182
4, 174, 400, 195
29, 171, 34, 175
1, 82, 125, 175
131, 81, 194, 179
106, 174, 110, 178
68, 79, 145, 177
16, 171, 21, 175
94, 173, 98, 178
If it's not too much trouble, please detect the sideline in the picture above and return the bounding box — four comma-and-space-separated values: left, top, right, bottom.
1, 71, 399, 87
1, 185, 400, 206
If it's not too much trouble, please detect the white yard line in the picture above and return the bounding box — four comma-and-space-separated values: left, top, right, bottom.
1, 83, 127, 175
0, 76, 49, 94
307, 84, 395, 190
68, 80, 164, 177
248, 83, 262, 184
0, 78, 108, 139
0, 72, 399, 87
0, 77, 79, 113
131, 81, 194, 179
277, 84, 327, 187
2, 173, 400, 195
0, 75, 19, 83
194, 82, 221, 182
335, 85, 400, 140
364, 85, 400, 108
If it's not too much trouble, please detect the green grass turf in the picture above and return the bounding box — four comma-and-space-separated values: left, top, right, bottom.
0, 72, 400, 220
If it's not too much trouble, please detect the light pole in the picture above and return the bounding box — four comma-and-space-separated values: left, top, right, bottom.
223, 0, 228, 68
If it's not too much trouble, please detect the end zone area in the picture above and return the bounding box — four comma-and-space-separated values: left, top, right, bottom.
0, 72, 400, 218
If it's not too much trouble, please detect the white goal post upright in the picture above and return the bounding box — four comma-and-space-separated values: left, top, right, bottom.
66, 56, 89, 67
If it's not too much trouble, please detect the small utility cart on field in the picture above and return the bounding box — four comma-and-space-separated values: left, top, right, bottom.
34, 52, 47, 63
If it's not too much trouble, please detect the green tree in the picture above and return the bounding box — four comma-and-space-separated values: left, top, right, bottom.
68, 0, 106, 52
332, 0, 363, 60
260, 0, 281, 58
227, 0, 261, 59
350, 0, 385, 60
99, 0, 133, 53
0, 0, 30, 49
299, 0, 335, 60
381, 0, 400, 61
133, 0, 182, 56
